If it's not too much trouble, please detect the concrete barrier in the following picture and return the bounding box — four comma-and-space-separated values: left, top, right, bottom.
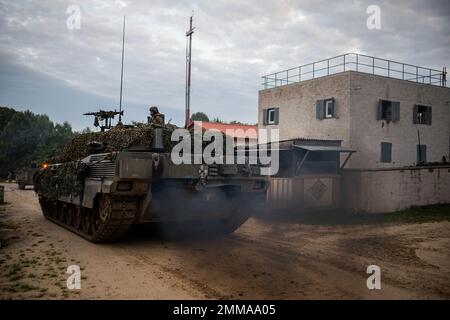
342, 166, 450, 213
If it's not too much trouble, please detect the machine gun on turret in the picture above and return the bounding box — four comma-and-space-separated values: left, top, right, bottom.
83, 109, 124, 132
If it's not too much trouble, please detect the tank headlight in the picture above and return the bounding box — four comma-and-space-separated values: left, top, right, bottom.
117, 181, 132, 191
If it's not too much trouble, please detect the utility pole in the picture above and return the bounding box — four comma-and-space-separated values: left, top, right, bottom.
443, 67, 447, 87
118, 15, 126, 124
185, 14, 195, 128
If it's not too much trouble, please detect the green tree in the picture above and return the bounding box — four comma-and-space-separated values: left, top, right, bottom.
191, 112, 210, 122
0, 107, 74, 178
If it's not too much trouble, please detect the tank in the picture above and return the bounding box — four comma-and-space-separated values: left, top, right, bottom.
16, 165, 38, 190
33, 123, 268, 243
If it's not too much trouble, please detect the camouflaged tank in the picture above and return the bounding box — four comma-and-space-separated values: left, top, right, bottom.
17, 165, 39, 190
33, 123, 268, 243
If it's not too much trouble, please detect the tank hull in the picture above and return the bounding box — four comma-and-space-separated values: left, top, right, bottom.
34, 151, 267, 242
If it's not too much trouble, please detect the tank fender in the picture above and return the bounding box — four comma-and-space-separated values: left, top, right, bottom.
101, 180, 114, 193
82, 179, 103, 208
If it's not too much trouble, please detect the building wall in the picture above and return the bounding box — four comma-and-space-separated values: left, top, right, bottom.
348, 72, 450, 168
259, 71, 450, 169
258, 72, 352, 143
342, 166, 450, 213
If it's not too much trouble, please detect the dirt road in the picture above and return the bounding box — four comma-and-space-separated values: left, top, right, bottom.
1, 183, 449, 299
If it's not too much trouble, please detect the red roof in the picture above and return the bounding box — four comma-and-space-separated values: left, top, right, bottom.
189, 121, 258, 139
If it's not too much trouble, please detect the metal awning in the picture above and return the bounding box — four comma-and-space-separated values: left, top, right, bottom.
293, 145, 356, 153
293, 145, 356, 171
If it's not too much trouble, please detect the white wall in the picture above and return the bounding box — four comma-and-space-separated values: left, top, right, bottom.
342, 166, 450, 213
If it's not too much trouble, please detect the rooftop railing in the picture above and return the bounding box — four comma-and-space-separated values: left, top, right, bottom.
261, 53, 448, 89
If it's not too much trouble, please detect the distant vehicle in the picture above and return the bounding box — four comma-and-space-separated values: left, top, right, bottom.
34, 122, 268, 243
16, 164, 38, 190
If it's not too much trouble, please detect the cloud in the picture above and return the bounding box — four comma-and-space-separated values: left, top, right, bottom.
0, 0, 448, 129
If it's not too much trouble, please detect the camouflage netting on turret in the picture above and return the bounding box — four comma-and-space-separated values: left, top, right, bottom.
59, 124, 177, 162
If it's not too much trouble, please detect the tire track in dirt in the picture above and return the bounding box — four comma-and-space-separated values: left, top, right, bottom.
2, 183, 449, 299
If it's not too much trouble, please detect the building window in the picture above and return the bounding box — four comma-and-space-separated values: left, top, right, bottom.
417, 144, 427, 164
316, 98, 335, 120
324, 99, 335, 118
380, 142, 392, 163
263, 108, 279, 125
377, 100, 400, 122
413, 105, 432, 125
268, 109, 276, 124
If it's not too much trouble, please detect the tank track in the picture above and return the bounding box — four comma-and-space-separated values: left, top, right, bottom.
38, 195, 138, 243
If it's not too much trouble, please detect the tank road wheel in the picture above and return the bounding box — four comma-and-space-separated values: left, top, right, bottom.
39, 197, 51, 218
38, 194, 138, 243
49, 201, 58, 219
99, 194, 113, 223
57, 202, 64, 222
73, 206, 82, 229
92, 194, 112, 232
65, 204, 74, 226
81, 209, 92, 235
89, 194, 138, 243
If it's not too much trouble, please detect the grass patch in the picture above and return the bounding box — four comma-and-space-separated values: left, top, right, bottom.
0, 221, 16, 230
9, 274, 22, 281
18, 282, 39, 291
260, 203, 450, 226
7, 263, 23, 276
384, 204, 450, 224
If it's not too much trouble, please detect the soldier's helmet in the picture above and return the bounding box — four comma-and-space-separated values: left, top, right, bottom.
149, 106, 159, 114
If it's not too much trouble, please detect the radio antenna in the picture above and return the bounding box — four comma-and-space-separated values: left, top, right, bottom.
118, 15, 126, 123
185, 14, 195, 128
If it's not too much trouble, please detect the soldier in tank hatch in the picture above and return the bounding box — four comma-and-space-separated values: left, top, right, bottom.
148, 106, 165, 125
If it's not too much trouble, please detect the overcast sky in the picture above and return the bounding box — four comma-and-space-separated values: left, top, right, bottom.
0, 0, 449, 130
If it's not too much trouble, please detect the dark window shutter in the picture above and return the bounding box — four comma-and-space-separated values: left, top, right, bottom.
413, 105, 418, 124
316, 100, 324, 120
381, 142, 392, 163
417, 145, 427, 163
262, 109, 268, 125
274, 108, 279, 124
422, 145, 427, 162
377, 100, 383, 120
428, 107, 432, 125
392, 101, 400, 122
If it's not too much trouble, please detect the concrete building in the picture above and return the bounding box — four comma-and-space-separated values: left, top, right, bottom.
259, 53, 450, 169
